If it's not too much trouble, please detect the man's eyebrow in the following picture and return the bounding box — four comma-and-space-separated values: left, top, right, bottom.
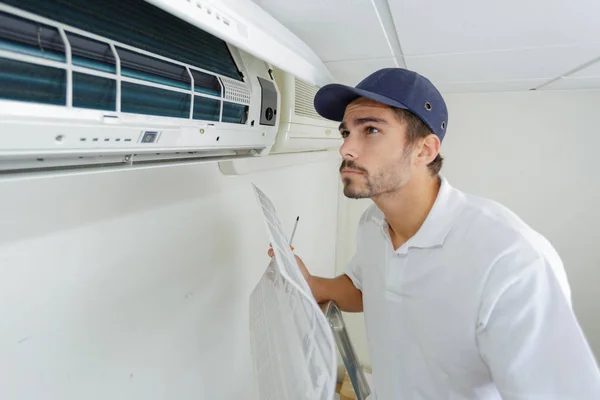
339, 117, 388, 131
355, 117, 388, 125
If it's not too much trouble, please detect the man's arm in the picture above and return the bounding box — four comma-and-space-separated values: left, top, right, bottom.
477, 250, 600, 399
268, 248, 363, 312
308, 274, 363, 312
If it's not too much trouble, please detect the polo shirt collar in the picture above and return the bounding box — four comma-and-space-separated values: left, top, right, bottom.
370, 176, 465, 253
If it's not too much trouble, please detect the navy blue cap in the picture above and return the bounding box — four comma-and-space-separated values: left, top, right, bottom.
314, 68, 448, 142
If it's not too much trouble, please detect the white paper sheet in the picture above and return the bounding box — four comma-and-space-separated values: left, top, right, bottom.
249, 184, 336, 400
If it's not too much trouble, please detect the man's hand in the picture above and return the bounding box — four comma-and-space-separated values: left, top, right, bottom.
266, 247, 363, 312
267, 247, 311, 283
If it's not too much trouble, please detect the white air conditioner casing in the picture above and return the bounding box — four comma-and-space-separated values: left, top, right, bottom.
0, 0, 334, 173
270, 68, 341, 154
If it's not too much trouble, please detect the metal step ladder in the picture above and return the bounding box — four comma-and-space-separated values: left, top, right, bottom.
321, 301, 371, 400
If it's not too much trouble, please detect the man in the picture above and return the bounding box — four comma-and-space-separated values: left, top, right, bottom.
269, 68, 600, 399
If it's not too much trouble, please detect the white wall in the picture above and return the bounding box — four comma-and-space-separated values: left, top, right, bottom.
336, 89, 600, 368
0, 155, 341, 400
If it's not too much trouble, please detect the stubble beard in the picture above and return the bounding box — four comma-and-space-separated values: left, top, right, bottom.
343, 175, 376, 199
343, 172, 401, 199
341, 152, 412, 200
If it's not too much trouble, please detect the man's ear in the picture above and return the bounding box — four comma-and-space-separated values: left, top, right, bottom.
416, 134, 441, 166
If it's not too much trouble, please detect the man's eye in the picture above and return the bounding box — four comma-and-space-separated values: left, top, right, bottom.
340, 130, 350, 138
366, 126, 380, 134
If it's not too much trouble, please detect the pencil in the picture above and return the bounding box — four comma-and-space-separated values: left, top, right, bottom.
289, 216, 299, 248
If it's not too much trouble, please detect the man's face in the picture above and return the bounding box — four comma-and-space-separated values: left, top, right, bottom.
338, 98, 415, 199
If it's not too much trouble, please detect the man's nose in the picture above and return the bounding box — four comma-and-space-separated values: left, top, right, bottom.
339, 135, 359, 160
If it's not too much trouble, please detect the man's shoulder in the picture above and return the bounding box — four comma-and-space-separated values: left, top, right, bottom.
455, 189, 549, 249
451, 187, 570, 298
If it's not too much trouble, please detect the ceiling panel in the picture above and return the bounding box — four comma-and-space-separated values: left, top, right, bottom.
252, 0, 600, 92
436, 79, 548, 94
406, 45, 600, 84
388, 0, 600, 57
570, 60, 600, 78
541, 77, 600, 90
324, 58, 399, 86
252, 0, 393, 62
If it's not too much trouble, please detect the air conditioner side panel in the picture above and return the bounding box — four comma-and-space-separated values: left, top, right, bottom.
271, 68, 340, 154
229, 47, 281, 154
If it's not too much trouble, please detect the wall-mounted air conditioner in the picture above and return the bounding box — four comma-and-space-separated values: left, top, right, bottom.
0, 0, 333, 172
270, 68, 341, 154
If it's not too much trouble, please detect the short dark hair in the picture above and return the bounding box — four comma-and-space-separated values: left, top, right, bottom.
393, 108, 443, 176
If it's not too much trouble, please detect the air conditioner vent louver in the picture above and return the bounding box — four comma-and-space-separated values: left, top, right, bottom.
293, 77, 324, 120
3, 0, 243, 80
0, 0, 251, 124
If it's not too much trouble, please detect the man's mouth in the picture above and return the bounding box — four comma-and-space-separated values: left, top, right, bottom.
341, 169, 364, 175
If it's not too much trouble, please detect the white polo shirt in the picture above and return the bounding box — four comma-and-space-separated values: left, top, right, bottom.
346, 176, 600, 400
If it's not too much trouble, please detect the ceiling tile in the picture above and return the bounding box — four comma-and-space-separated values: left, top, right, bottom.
405, 45, 600, 84
252, 0, 393, 62
436, 79, 548, 94
388, 0, 600, 56
540, 77, 600, 90
570, 59, 600, 78
324, 58, 399, 86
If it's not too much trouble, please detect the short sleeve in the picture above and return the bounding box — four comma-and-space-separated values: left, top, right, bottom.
477, 248, 600, 399
345, 251, 363, 291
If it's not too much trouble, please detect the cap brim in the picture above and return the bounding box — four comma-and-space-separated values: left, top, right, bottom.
314, 84, 410, 122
